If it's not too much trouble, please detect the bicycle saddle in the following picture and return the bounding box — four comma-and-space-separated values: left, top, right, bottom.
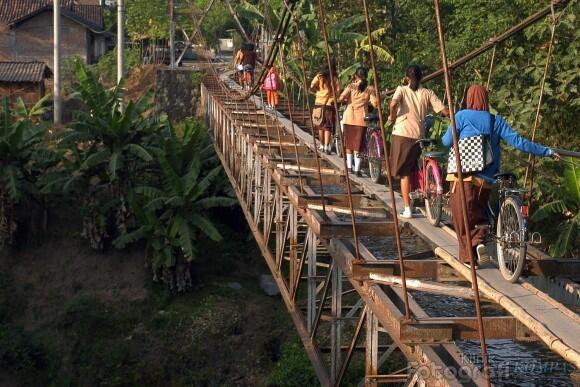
494, 172, 517, 181
424, 151, 446, 158
416, 138, 438, 145
364, 113, 379, 122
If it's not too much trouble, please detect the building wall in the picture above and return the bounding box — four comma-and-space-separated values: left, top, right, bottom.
0, 11, 90, 69
0, 81, 43, 106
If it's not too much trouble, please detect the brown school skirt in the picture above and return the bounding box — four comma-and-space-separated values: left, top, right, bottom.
314, 105, 336, 132
389, 135, 421, 177
343, 124, 366, 152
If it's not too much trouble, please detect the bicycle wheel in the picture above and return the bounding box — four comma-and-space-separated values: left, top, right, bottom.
496, 196, 527, 283
424, 161, 443, 227
334, 134, 343, 158
367, 132, 382, 183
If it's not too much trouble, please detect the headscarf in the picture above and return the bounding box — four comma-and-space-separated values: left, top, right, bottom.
466, 84, 489, 111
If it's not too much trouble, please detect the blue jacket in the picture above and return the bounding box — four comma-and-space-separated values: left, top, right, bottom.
442, 110, 553, 182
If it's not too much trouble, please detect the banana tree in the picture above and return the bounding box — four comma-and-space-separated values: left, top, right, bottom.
114, 120, 236, 291
531, 159, 580, 257
44, 61, 161, 249
0, 96, 49, 248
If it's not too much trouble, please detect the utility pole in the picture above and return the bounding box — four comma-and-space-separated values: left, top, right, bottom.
169, 0, 176, 69
117, 0, 124, 83
53, 0, 61, 124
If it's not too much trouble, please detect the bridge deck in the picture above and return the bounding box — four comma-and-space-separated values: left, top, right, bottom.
202, 71, 580, 385
258, 83, 580, 368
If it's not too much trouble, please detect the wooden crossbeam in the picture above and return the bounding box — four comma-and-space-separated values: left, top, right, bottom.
309, 210, 397, 238
352, 259, 462, 282
366, 272, 485, 301
404, 316, 537, 342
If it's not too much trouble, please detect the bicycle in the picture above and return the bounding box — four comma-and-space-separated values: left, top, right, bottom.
362, 113, 384, 183
243, 64, 254, 90
409, 138, 446, 226
480, 172, 541, 283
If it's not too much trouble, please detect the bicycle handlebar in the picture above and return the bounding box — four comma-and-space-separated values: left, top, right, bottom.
554, 148, 580, 159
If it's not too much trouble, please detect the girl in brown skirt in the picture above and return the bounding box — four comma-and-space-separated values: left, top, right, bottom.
311, 64, 341, 154
388, 65, 449, 218
339, 67, 378, 176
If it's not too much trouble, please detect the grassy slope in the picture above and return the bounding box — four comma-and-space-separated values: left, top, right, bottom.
0, 205, 315, 386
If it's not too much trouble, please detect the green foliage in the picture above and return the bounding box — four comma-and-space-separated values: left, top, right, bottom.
531, 158, 580, 257
41, 60, 163, 250
268, 340, 318, 386
126, 0, 170, 40
114, 120, 236, 290
90, 48, 141, 86
0, 96, 49, 247
0, 323, 47, 375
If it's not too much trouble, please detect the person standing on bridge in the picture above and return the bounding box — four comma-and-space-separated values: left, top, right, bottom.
339, 67, 377, 176
241, 43, 257, 89
388, 65, 449, 219
311, 63, 341, 155
233, 47, 244, 84
262, 65, 279, 109
442, 84, 560, 266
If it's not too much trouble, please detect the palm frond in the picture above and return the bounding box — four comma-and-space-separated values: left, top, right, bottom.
193, 196, 237, 210
531, 200, 567, 221
190, 213, 222, 242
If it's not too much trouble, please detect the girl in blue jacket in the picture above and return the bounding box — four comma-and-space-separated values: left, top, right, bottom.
442, 84, 559, 266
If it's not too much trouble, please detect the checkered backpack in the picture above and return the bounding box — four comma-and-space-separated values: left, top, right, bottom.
447, 114, 495, 174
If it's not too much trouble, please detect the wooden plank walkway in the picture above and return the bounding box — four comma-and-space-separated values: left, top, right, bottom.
223, 75, 580, 369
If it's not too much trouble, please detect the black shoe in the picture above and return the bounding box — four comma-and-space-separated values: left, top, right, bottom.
355, 170, 362, 177
325, 148, 331, 155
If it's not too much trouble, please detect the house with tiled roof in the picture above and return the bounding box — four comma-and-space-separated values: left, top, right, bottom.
0, 61, 52, 105
0, 0, 112, 68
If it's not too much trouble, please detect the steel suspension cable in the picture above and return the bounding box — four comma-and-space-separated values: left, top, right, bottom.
383, 0, 570, 97
433, 1, 491, 384
485, 44, 497, 90
523, 4, 560, 200
188, 0, 293, 102
258, 90, 275, 159
277, 47, 305, 193
360, 0, 412, 320
292, 14, 328, 213
265, 86, 289, 175
316, 0, 362, 261
244, 2, 296, 100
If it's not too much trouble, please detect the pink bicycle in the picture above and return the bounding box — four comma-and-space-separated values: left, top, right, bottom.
410, 137, 446, 226
363, 113, 385, 183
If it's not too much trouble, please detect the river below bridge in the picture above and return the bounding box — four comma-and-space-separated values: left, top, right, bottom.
360, 235, 576, 386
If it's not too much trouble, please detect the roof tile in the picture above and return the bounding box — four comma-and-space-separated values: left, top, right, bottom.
0, 0, 104, 31
0, 61, 52, 82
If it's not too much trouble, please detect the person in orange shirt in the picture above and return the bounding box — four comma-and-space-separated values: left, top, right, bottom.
233, 48, 244, 83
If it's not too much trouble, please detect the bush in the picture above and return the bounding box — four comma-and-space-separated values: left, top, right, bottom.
268, 340, 318, 386
0, 323, 47, 375
90, 47, 141, 85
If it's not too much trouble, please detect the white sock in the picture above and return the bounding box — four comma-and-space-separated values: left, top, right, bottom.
354, 154, 362, 172
347, 154, 353, 169
404, 206, 412, 214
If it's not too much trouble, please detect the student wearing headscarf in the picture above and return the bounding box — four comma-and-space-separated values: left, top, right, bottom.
442, 84, 560, 266
388, 65, 449, 218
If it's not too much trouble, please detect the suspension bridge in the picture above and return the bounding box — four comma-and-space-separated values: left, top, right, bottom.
194, 0, 580, 385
